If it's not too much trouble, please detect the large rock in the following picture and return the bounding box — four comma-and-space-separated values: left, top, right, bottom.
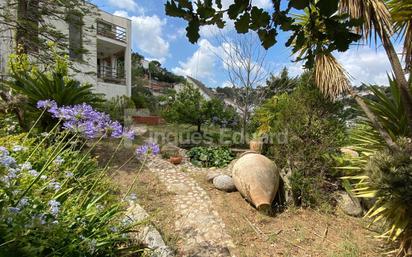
336, 191, 363, 217
232, 152, 280, 210
213, 175, 237, 192
206, 172, 221, 183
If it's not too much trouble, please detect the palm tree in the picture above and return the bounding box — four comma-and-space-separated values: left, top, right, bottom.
293, 10, 399, 151
339, 0, 412, 135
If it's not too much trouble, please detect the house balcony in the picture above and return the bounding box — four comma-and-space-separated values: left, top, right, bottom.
97, 20, 127, 44
97, 65, 125, 84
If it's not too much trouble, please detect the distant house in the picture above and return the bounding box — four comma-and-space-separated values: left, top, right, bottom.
174, 76, 215, 100
143, 79, 175, 96
0, 1, 132, 99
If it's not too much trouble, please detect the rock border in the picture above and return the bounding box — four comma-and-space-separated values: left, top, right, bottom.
126, 200, 175, 257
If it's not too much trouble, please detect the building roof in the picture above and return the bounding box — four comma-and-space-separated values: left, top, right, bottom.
187, 76, 216, 99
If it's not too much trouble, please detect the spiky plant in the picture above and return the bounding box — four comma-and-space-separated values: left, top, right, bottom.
344, 139, 412, 256
339, 78, 412, 256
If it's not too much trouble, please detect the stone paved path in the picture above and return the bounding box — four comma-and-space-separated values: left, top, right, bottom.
146, 156, 235, 257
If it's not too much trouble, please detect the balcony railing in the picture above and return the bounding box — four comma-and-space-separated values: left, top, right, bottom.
97, 21, 126, 42
98, 65, 125, 84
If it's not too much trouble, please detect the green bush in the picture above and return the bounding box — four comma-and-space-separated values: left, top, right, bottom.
187, 146, 235, 168
254, 73, 347, 208
101, 96, 136, 125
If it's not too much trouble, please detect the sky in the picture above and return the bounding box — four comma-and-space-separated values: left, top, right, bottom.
90, 0, 396, 88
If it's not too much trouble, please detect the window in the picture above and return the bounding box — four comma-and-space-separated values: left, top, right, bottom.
67, 11, 83, 61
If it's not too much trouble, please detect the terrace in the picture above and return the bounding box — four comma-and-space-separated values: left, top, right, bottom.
96, 20, 126, 43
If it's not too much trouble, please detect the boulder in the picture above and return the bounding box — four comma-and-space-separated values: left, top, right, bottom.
206, 172, 221, 183
232, 152, 280, 210
336, 191, 363, 217
213, 175, 237, 192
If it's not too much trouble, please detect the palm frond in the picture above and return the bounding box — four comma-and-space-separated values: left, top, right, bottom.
339, 0, 393, 41
314, 53, 350, 99
387, 0, 412, 69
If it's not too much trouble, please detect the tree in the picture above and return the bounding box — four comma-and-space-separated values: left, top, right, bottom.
164, 0, 412, 149
264, 67, 298, 97
161, 83, 231, 132
214, 32, 269, 140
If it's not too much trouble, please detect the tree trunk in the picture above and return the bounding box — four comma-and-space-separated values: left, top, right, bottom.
242, 107, 247, 144
348, 88, 399, 152
197, 122, 201, 133
379, 29, 412, 136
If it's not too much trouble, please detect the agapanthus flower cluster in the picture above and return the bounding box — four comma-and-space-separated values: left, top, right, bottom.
36, 100, 136, 140
135, 142, 160, 159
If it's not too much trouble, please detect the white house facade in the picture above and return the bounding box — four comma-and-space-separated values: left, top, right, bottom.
0, 1, 132, 99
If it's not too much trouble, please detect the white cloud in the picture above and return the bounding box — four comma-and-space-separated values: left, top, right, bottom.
336, 47, 392, 86
108, 0, 143, 14
253, 0, 272, 9
172, 39, 221, 79
114, 11, 169, 63
221, 81, 233, 87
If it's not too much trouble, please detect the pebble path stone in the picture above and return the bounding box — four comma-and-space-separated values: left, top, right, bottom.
146, 156, 235, 257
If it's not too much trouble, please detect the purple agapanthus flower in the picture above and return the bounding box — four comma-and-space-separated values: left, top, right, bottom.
42, 102, 128, 139
122, 128, 136, 141
37, 99, 57, 110
135, 142, 160, 158
105, 121, 123, 138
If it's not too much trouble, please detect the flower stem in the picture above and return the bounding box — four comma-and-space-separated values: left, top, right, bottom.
79, 138, 125, 206
25, 119, 62, 163
23, 108, 46, 143
122, 155, 147, 201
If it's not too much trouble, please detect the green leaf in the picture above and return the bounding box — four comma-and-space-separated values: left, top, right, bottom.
186, 17, 200, 43
258, 28, 277, 49
250, 7, 270, 30
227, 0, 249, 19
316, 0, 339, 16
235, 12, 250, 33
177, 0, 193, 10
165, 1, 188, 17
289, 0, 309, 10
197, 4, 215, 18
215, 0, 222, 9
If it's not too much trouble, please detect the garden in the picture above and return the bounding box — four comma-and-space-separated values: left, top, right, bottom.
1, 0, 412, 256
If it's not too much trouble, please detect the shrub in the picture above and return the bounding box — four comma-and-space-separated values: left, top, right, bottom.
254, 74, 347, 208
187, 146, 235, 168
101, 96, 136, 125
0, 101, 146, 257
